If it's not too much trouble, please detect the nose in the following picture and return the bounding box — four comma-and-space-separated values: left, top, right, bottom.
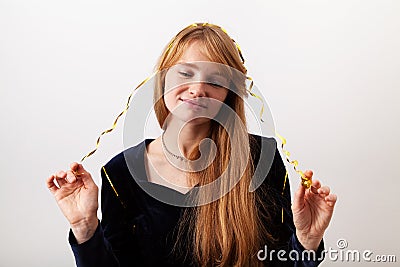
188, 82, 207, 97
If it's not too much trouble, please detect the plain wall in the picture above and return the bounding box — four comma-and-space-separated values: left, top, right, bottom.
0, 0, 399, 266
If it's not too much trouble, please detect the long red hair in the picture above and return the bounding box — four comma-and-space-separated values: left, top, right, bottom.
153, 23, 272, 266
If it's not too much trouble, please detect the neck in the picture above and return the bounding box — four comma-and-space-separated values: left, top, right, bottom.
163, 118, 211, 158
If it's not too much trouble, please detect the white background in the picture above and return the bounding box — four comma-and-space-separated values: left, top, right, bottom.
1, 0, 399, 266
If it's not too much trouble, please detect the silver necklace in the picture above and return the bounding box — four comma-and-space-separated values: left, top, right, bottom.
161, 132, 189, 162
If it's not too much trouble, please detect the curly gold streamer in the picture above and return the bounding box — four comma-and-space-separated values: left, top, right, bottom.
81, 23, 246, 162
242, 82, 313, 191
80, 74, 155, 162
275, 132, 312, 189
245, 76, 266, 123
79, 23, 312, 198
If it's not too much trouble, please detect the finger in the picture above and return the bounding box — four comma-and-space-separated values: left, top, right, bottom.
304, 170, 313, 179
72, 163, 96, 188
66, 170, 77, 183
318, 186, 330, 196
293, 181, 306, 210
54, 171, 67, 187
70, 162, 89, 178
310, 186, 319, 194
69, 163, 84, 180
311, 179, 322, 189
70, 162, 86, 175
70, 162, 80, 172
325, 194, 337, 207
54, 170, 67, 179
55, 177, 67, 187
46, 175, 59, 194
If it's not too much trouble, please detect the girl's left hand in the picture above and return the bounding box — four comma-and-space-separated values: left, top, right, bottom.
292, 170, 337, 251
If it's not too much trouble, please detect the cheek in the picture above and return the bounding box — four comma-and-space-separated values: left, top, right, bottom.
214, 89, 229, 103
208, 90, 229, 114
163, 87, 184, 112
163, 92, 175, 111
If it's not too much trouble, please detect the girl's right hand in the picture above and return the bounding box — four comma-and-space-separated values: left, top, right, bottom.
46, 162, 99, 244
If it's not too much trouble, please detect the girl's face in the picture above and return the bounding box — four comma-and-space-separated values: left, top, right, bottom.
163, 41, 229, 125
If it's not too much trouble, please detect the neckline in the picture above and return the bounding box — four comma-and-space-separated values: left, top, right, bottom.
139, 138, 198, 196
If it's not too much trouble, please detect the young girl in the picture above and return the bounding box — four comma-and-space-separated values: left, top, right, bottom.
46, 23, 337, 267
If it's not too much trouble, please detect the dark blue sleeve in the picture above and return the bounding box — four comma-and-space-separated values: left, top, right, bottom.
276, 144, 326, 266
255, 135, 325, 266
69, 221, 119, 267
68, 163, 128, 267
68, 154, 157, 266
289, 233, 325, 266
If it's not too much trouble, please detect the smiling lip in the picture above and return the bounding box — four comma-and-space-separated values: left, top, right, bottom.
180, 98, 207, 108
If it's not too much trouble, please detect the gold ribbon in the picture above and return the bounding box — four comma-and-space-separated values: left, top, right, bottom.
275, 133, 312, 189
242, 77, 311, 189
80, 23, 245, 162
245, 76, 266, 123
79, 23, 311, 196
80, 74, 155, 162
245, 87, 312, 223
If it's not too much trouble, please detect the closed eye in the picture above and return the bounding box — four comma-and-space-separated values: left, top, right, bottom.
178, 71, 193, 78
208, 82, 225, 88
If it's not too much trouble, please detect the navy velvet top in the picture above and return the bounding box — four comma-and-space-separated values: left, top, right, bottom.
69, 134, 325, 266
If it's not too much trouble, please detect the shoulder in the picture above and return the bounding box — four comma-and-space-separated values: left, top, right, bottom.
102, 140, 147, 176
248, 133, 287, 193
100, 140, 149, 197
248, 133, 277, 162
247, 133, 283, 175
248, 133, 283, 167
99, 140, 151, 213
248, 133, 277, 147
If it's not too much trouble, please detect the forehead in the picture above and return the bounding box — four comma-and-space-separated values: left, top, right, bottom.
177, 41, 213, 63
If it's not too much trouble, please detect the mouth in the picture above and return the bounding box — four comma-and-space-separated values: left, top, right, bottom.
180, 98, 207, 108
